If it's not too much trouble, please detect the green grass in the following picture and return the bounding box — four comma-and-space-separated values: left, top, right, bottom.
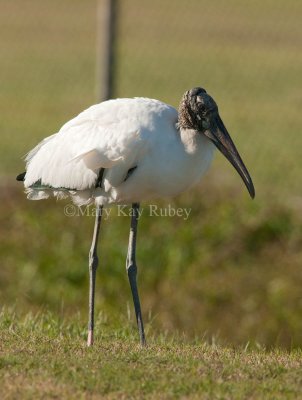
1, 310, 301, 399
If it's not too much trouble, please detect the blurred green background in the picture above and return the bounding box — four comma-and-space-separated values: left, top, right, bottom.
1, 0, 302, 348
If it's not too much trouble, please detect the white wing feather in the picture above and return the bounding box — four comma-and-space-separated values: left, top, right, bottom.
24, 98, 178, 197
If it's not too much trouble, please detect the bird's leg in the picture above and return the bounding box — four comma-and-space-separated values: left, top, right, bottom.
87, 204, 103, 347
126, 203, 146, 346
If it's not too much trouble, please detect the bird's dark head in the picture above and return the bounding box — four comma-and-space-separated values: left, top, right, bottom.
179, 87, 255, 199
178, 87, 218, 131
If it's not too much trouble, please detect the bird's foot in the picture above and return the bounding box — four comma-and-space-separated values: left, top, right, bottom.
87, 330, 94, 347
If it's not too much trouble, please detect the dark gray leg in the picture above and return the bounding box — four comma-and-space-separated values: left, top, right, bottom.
87, 205, 103, 347
126, 203, 146, 346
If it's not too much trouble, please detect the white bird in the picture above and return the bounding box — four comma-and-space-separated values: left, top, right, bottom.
17, 87, 255, 346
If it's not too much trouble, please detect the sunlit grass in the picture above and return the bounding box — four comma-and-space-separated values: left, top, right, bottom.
1, 309, 301, 399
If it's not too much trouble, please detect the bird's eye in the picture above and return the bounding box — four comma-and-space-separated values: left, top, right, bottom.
202, 119, 210, 129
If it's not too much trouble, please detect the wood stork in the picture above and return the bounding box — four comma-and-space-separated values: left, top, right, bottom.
17, 87, 255, 346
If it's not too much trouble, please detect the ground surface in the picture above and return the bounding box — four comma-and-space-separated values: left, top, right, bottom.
1, 311, 302, 400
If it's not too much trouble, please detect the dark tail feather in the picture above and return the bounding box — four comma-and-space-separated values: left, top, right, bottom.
16, 173, 77, 191
16, 172, 26, 182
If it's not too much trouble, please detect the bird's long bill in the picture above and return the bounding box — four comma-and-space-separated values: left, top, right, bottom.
204, 115, 255, 198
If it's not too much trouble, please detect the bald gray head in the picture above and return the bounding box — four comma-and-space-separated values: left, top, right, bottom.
178, 87, 218, 131
178, 87, 255, 199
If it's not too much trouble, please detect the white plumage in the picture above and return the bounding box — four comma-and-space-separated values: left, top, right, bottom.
24, 97, 215, 206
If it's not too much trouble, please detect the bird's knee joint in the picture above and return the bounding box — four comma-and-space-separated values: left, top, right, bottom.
89, 253, 99, 270
127, 263, 137, 276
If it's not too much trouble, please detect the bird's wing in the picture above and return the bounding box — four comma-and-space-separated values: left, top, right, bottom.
24, 98, 178, 191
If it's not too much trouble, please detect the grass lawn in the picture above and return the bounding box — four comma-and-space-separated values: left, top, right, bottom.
1, 310, 302, 399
